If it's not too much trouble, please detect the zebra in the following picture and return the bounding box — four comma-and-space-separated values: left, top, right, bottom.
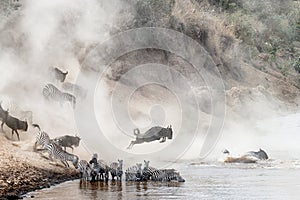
125, 163, 142, 181
42, 83, 76, 109
33, 125, 51, 151
110, 159, 123, 181
89, 153, 100, 181
77, 160, 92, 180
98, 159, 110, 181
45, 140, 79, 168
160, 169, 185, 182
142, 160, 157, 181
151, 169, 185, 182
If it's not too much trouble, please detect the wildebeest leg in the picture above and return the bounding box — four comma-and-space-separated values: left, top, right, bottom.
1, 122, 4, 132
71, 146, 74, 152
127, 141, 135, 149
160, 137, 166, 143
15, 130, 20, 141
64, 147, 66, 151
11, 129, 14, 139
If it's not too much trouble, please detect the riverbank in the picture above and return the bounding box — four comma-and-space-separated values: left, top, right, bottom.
0, 135, 79, 199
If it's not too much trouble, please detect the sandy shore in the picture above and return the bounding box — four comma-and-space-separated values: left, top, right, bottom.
0, 135, 79, 199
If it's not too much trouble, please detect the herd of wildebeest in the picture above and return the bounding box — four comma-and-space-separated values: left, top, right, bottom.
0, 67, 186, 183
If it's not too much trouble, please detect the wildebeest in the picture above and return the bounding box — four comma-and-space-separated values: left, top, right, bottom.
2, 114, 28, 141
53, 135, 81, 152
246, 148, 268, 160
51, 67, 68, 82
223, 148, 269, 163
0, 102, 8, 132
127, 125, 173, 149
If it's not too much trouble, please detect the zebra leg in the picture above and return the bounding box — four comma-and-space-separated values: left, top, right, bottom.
33, 142, 37, 151
48, 152, 54, 161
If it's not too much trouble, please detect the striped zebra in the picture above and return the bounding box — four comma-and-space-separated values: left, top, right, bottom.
152, 169, 185, 182
89, 154, 100, 181
142, 160, 157, 181
98, 159, 110, 181
125, 163, 142, 181
42, 83, 76, 109
110, 159, 123, 181
32, 124, 51, 151
78, 160, 92, 180
45, 141, 79, 168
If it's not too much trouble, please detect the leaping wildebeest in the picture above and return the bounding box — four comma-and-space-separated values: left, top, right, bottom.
127, 125, 173, 149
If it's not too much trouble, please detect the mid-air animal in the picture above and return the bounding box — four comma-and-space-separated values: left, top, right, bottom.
127, 125, 173, 149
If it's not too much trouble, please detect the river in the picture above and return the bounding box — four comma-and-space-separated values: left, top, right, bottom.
24, 162, 300, 200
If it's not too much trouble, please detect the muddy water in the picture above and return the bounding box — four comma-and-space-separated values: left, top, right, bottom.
25, 163, 300, 200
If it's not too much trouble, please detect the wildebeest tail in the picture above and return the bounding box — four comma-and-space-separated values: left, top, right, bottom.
32, 124, 41, 131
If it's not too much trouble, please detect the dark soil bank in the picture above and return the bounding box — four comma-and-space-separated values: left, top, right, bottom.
0, 159, 79, 200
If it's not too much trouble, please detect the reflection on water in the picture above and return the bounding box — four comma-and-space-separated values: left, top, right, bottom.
25, 164, 300, 200
77, 179, 183, 200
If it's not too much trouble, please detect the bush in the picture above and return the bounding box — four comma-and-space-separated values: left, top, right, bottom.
292, 56, 300, 73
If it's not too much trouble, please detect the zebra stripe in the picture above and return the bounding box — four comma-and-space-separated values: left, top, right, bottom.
89, 156, 100, 181
110, 159, 123, 181
142, 160, 157, 181
43, 83, 76, 109
78, 160, 91, 180
34, 130, 51, 151
150, 169, 185, 182
98, 159, 110, 181
125, 163, 142, 181
45, 141, 78, 168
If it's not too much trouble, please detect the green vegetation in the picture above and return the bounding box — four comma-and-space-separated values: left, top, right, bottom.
222, 0, 300, 76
